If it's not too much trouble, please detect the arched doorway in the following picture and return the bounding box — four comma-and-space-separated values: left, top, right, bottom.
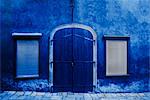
49, 23, 97, 92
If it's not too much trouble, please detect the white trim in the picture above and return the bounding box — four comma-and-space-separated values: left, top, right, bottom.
49, 23, 97, 90
16, 75, 39, 78
12, 33, 42, 37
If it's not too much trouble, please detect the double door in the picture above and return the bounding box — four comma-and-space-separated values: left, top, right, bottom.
53, 28, 93, 92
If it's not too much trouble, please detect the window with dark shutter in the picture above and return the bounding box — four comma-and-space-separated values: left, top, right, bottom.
12, 33, 42, 78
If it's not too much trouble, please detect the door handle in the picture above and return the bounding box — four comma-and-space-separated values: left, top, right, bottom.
72, 62, 74, 66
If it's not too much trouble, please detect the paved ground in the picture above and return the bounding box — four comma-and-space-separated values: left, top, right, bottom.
0, 91, 150, 100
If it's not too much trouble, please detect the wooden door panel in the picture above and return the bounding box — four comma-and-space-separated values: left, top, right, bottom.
53, 29, 73, 92
73, 29, 93, 92
53, 28, 93, 92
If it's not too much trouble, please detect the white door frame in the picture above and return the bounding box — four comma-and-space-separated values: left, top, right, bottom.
49, 23, 97, 90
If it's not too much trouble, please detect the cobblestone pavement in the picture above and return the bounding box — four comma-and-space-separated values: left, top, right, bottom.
0, 91, 150, 100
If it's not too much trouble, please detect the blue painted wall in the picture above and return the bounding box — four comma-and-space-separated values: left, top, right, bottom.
0, 0, 149, 92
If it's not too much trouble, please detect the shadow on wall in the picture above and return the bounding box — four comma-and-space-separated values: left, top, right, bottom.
2, 78, 49, 92
2, 78, 149, 92
97, 79, 149, 93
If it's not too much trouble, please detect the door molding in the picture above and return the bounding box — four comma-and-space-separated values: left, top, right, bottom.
49, 23, 97, 91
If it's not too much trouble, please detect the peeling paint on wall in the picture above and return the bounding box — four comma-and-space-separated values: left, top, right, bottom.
2, 78, 49, 92
0, 0, 150, 92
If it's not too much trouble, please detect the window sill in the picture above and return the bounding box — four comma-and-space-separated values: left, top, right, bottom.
12, 33, 42, 39
16, 75, 39, 79
105, 74, 130, 77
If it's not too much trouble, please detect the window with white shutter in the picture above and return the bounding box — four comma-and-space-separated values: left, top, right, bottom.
104, 35, 129, 76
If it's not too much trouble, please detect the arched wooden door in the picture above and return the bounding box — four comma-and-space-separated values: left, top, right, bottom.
53, 28, 93, 92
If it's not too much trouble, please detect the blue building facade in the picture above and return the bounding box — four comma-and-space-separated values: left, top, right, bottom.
0, 0, 150, 92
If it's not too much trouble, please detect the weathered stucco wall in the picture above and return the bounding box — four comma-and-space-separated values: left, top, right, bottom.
1, 0, 72, 92
74, 0, 150, 92
0, 0, 150, 92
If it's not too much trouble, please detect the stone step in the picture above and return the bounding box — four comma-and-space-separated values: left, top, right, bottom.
0, 91, 149, 100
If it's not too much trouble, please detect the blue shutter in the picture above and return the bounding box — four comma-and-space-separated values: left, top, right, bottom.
16, 40, 39, 78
